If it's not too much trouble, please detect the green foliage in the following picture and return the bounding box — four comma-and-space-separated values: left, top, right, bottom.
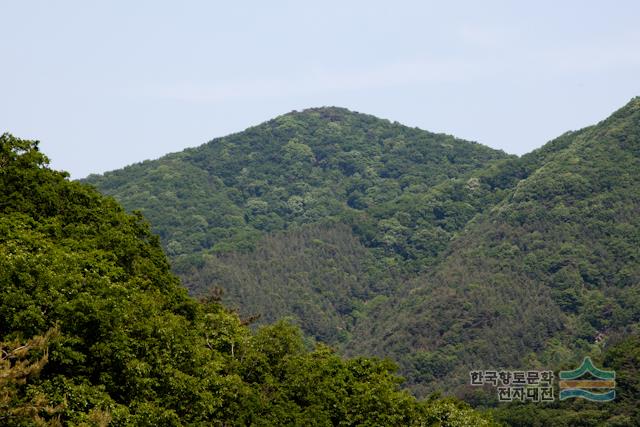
349, 97, 640, 396
84, 107, 508, 263
0, 133, 495, 425
182, 221, 397, 344
83, 107, 509, 351
0, 327, 63, 426
82, 99, 640, 409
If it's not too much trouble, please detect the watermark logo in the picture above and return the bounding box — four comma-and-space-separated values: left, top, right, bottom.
470, 357, 615, 402
559, 357, 615, 402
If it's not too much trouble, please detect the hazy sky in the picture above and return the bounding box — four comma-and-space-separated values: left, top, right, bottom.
2, 1, 639, 178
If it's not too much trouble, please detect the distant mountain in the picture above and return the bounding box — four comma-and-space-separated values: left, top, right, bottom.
85, 99, 640, 425
85, 107, 508, 261
84, 107, 509, 342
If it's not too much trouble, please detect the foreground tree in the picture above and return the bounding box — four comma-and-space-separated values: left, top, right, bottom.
0, 327, 63, 425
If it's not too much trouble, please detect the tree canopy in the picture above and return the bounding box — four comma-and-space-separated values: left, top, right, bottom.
80, 98, 640, 425
0, 133, 496, 425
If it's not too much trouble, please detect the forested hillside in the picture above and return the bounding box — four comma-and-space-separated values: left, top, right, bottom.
84, 107, 509, 344
0, 134, 495, 425
85, 107, 508, 265
348, 98, 640, 400
181, 222, 392, 344
83, 99, 640, 426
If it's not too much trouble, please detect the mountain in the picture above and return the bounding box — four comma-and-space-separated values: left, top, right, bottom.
84, 107, 510, 343
348, 98, 640, 397
85, 107, 508, 262
82, 99, 640, 425
0, 133, 495, 425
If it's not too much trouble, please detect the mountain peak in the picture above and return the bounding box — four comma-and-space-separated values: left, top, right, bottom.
85, 108, 507, 260
275, 106, 383, 125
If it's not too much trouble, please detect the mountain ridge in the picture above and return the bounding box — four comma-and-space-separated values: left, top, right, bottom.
84, 98, 640, 416
88, 106, 501, 181
85, 105, 509, 261
347, 97, 640, 396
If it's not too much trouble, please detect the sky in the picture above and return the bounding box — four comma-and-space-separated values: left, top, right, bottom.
1, 1, 639, 178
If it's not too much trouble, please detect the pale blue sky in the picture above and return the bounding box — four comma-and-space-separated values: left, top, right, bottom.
1, 1, 639, 178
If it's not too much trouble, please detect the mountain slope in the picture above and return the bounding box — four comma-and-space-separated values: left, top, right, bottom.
183, 222, 378, 342
85, 107, 509, 262
349, 98, 640, 396
83, 99, 640, 411
84, 107, 510, 343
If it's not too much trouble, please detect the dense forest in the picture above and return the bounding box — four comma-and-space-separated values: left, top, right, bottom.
349, 97, 640, 396
0, 134, 500, 425
85, 107, 509, 266
83, 99, 640, 425
84, 107, 510, 346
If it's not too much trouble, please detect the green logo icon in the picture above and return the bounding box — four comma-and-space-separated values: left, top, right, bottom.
559, 357, 615, 402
